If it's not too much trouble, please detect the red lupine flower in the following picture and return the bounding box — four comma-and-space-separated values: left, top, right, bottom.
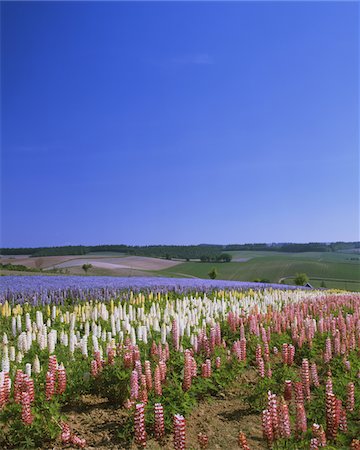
310, 363, 320, 388
70, 434, 86, 448
48, 354, 58, 375
45, 371, 55, 401
262, 409, 273, 444
301, 359, 311, 401
325, 392, 337, 440
346, 382, 355, 412
144, 360, 153, 391
215, 356, 221, 369
295, 402, 307, 434
183, 351, 193, 391
159, 360, 167, 381
238, 431, 250, 450
61, 422, 71, 443
310, 438, 319, 450
21, 391, 33, 425
14, 369, 24, 403
57, 364, 66, 395
312, 423, 326, 447
134, 403, 147, 447
130, 369, 139, 400
284, 380, 292, 401
154, 403, 165, 441
173, 414, 186, 450
198, 432, 209, 449
278, 398, 291, 438
154, 365, 162, 396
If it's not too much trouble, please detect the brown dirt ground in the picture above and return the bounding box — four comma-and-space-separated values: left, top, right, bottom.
48, 370, 265, 450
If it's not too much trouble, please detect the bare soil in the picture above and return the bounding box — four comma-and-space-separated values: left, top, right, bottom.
48, 370, 265, 450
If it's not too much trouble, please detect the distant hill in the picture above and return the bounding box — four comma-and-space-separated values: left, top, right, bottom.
1, 241, 359, 259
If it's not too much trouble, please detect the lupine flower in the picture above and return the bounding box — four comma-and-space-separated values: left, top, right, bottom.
312, 423, 326, 447
154, 365, 162, 396
262, 409, 273, 444
154, 403, 165, 441
173, 414, 186, 450
284, 380, 292, 401
130, 370, 139, 400
21, 391, 33, 425
238, 431, 250, 450
45, 371, 55, 401
310, 363, 320, 387
134, 403, 147, 447
57, 364, 66, 395
325, 392, 337, 440
197, 432, 209, 449
295, 402, 307, 434
346, 382, 355, 412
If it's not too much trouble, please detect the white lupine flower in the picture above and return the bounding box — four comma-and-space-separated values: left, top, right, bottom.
142, 326, 148, 344
130, 327, 136, 345
81, 336, 88, 357
69, 332, 76, 353
3, 333, 8, 345
16, 351, 23, 364
33, 355, 41, 374
36, 311, 43, 329
2, 355, 10, 373
92, 335, 99, 352
52, 305, 57, 320
25, 363, 32, 377
9, 346, 15, 361
12, 317, 17, 337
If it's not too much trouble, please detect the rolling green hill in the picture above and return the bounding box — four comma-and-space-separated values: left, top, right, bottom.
159, 251, 360, 291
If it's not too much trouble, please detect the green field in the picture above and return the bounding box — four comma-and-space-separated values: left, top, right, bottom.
159, 251, 360, 290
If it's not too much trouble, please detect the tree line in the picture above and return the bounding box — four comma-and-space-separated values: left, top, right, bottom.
1, 242, 358, 259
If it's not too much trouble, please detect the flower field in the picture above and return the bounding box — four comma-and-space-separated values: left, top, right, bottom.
0, 277, 359, 449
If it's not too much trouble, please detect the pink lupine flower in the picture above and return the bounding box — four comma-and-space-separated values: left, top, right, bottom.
346, 382, 355, 412
61, 422, 71, 443
238, 431, 250, 450
135, 360, 143, 378
325, 392, 337, 440
134, 403, 147, 447
130, 370, 139, 400
310, 363, 320, 388
107, 346, 115, 365
159, 360, 167, 381
215, 356, 221, 369
198, 432, 209, 449
21, 391, 33, 425
267, 391, 279, 439
325, 376, 333, 395
14, 369, 24, 403
257, 357, 265, 378
154, 403, 165, 441
48, 354, 58, 375
151, 341, 158, 358
295, 402, 307, 434
278, 398, 291, 438
312, 423, 326, 447
91, 360, 98, 377
144, 360, 153, 391
294, 381, 304, 405
284, 380, 292, 401
350, 439, 360, 449
310, 438, 319, 450
173, 414, 186, 450
183, 351, 193, 391
70, 434, 86, 448
57, 364, 67, 395
26, 377, 35, 403
45, 371, 55, 401
154, 365, 162, 396
262, 409, 273, 444
301, 359, 311, 400
344, 360, 351, 371
287, 344, 295, 366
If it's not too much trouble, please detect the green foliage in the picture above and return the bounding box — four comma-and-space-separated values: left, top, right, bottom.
92, 364, 130, 405
208, 267, 218, 279
294, 273, 309, 286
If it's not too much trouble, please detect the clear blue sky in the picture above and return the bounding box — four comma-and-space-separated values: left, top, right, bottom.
1, 1, 359, 247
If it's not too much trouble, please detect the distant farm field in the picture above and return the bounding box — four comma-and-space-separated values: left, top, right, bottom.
1, 251, 359, 290
159, 251, 360, 290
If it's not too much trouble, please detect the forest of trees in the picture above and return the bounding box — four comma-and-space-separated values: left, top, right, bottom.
1, 242, 358, 260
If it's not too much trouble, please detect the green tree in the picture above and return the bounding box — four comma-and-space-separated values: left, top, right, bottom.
82, 263, 93, 274
208, 267, 218, 279
294, 273, 309, 286
320, 280, 327, 288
